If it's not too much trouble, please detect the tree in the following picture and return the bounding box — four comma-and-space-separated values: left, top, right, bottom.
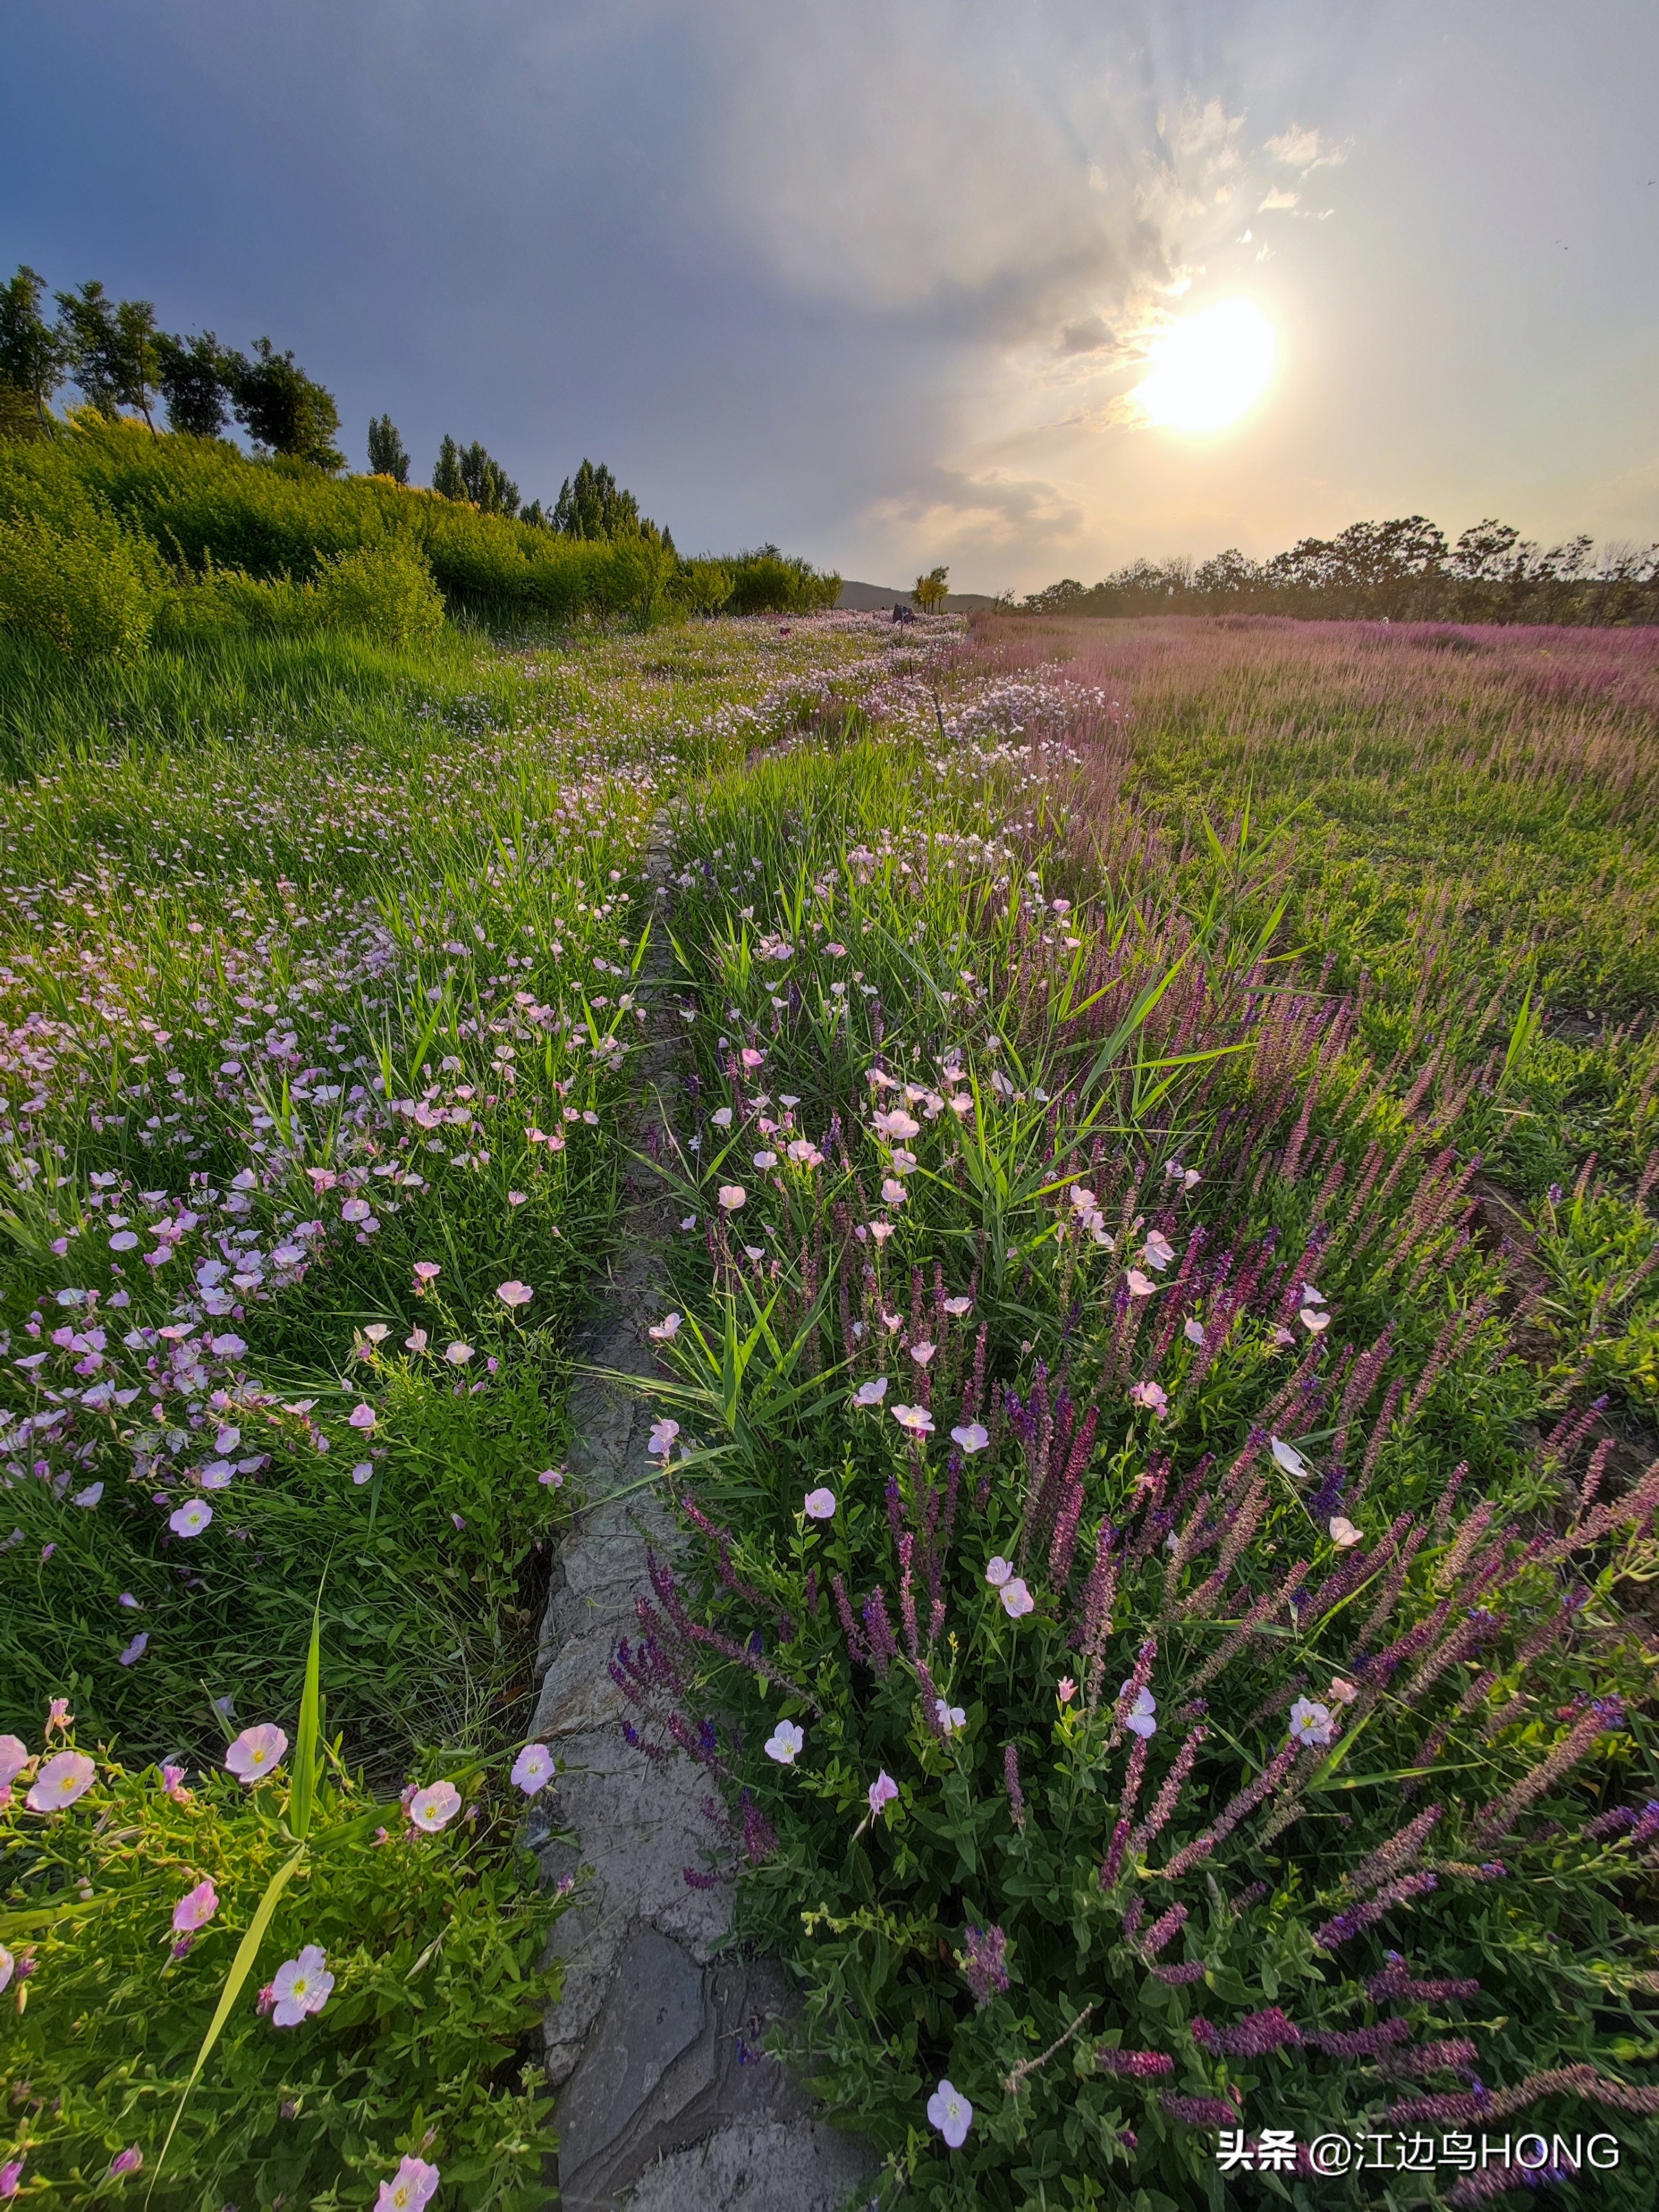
0, 265, 66, 428
155, 330, 231, 438
459, 440, 518, 517
54, 280, 162, 431
367, 414, 411, 483
914, 565, 950, 612
225, 337, 344, 469
431, 434, 466, 500
550, 459, 669, 547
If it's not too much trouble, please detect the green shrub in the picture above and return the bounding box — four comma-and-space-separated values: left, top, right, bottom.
0, 1721, 561, 2207
312, 541, 446, 647
0, 510, 157, 660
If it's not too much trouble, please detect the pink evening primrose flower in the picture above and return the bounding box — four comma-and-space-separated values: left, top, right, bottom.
352, 1463, 374, 1485
347, 1403, 376, 1431
950, 1421, 989, 1453
444, 1342, 474, 1365
890, 1402, 934, 1436
377, 2157, 443, 2212
46, 1701, 71, 1736
169, 1499, 214, 1537
225, 1724, 288, 1784
162, 1763, 190, 1801
1289, 1698, 1334, 1749
1119, 1684, 1158, 1739
934, 1700, 966, 1734
0, 1950, 11, 1995
496, 1280, 533, 1308
25, 1750, 96, 1810
1128, 1380, 1168, 1418
1328, 1676, 1360, 1704
927, 2078, 973, 2149
172, 1878, 220, 1934
413, 1262, 441, 1286
867, 1770, 900, 1817
408, 1779, 463, 1831
1057, 1677, 1077, 1704
803, 1487, 836, 1520
511, 1742, 555, 1795
1142, 1231, 1176, 1270
1183, 1317, 1205, 1345
854, 1376, 888, 1406
717, 1184, 746, 1211
109, 2147, 143, 2177
985, 1556, 1012, 1588
1125, 1269, 1157, 1298
118, 1632, 149, 1666
998, 1576, 1035, 1618
1300, 1306, 1330, 1332
0, 1737, 29, 1788
764, 1720, 805, 1765
648, 1312, 682, 1342
1270, 1436, 1309, 1478
270, 1943, 334, 2026
0, 2158, 20, 2197
647, 1418, 680, 1459
1328, 1515, 1364, 1549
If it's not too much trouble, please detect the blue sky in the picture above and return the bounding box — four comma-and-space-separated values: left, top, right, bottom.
4, 1, 1655, 591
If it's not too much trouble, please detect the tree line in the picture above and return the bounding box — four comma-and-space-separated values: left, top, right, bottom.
0, 264, 667, 547
1025, 515, 1659, 626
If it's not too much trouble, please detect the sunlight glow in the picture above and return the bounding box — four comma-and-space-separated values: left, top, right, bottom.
1134, 299, 1277, 433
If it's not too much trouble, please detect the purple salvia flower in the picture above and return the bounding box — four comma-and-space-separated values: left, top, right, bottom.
1100, 1817, 1131, 1888
1313, 1871, 1438, 1950
1474, 1702, 1623, 1843
1310, 2017, 1414, 2059
1192, 2007, 1303, 2058
1141, 1902, 1187, 1958
862, 1586, 898, 1675
832, 1574, 870, 1666
960, 1924, 1010, 2008
1159, 2094, 1240, 2127
1128, 1728, 1208, 1858
1096, 2048, 1174, 2078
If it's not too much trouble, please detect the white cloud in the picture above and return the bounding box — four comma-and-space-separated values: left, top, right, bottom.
1258, 187, 1300, 211
1264, 125, 1349, 171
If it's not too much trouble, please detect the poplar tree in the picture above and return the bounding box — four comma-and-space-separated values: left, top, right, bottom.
367, 414, 411, 483
155, 331, 231, 438
225, 337, 344, 469
432, 434, 466, 500
0, 265, 65, 430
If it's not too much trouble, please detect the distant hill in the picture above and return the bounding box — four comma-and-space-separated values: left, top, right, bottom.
835, 579, 1003, 614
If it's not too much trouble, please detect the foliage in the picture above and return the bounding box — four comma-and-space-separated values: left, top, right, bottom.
54, 281, 163, 433
915, 566, 950, 613
367, 415, 412, 486
548, 459, 669, 552
155, 332, 234, 441
0, 1716, 563, 2206
1023, 517, 1659, 627
226, 337, 346, 471
601, 660, 1659, 2206
0, 267, 64, 428
0, 416, 837, 628
0, 506, 159, 659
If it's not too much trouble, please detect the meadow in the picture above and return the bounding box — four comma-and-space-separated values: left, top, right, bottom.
0, 552, 1656, 2211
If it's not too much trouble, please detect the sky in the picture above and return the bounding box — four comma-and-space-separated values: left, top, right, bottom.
4, 0, 1655, 594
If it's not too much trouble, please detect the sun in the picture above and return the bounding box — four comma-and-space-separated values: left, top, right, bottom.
1133, 299, 1277, 433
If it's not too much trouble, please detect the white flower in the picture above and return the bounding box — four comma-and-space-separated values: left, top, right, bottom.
803, 1487, 837, 1520
998, 1576, 1034, 1618
1119, 1684, 1158, 1739
1142, 1230, 1176, 1271
753, 1150, 778, 1169
648, 1313, 683, 1342
890, 1402, 934, 1435
1270, 1436, 1309, 1478
1289, 1697, 1334, 1748
1183, 1317, 1205, 1345
764, 1720, 805, 1765
854, 1376, 888, 1405
270, 1943, 334, 2027
1328, 1515, 1364, 1549
647, 1418, 680, 1459
943, 1295, 973, 1316
1300, 1306, 1329, 1332
1125, 1269, 1157, 1298
717, 1185, 746, 1211
711, 1106, 733, 1127
950, 1422, 989, 1453
935, 1699, 967, 1734
985, 1556, 1012, 1587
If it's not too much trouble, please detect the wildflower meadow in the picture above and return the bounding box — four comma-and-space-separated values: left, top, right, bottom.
1, 435, 1657, 2212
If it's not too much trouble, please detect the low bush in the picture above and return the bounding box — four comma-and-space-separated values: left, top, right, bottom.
0, 509, 157, 660
0, 1692, 562, 2206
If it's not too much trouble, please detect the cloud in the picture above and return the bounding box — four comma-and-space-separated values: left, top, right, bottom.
1056, 315, 1120, 356
1264, 124, 1349, 170
1258, 187, 1300, 211
863, 462, 1085, 553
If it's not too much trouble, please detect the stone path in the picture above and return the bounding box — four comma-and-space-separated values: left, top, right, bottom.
529, 821, 878, 2212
